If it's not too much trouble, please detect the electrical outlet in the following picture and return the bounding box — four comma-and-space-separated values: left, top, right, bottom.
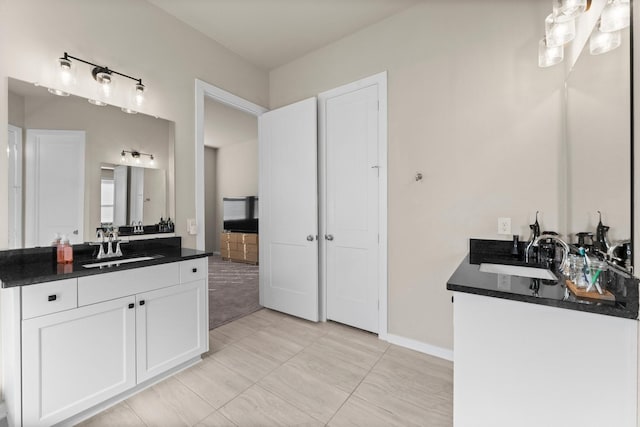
498, 217, 512, 235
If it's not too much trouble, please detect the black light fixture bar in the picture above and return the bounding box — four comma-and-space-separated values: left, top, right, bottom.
121, 149, 154, 160
62, 52, 144, 86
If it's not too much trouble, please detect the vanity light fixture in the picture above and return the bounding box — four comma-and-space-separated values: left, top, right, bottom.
121, 150, 154, 165
52, 52, 146, 110
545, 13, 576, 47
600, 0, 630, 32
590, 21, 622, 54
538, 38, 564, 67
552, 0, 588, 22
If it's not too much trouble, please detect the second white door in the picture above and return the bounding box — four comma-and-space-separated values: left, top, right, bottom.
323, 84, 380, 333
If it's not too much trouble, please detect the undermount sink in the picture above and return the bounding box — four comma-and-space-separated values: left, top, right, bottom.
82, 255, 162, 269
479, 262, 558, 281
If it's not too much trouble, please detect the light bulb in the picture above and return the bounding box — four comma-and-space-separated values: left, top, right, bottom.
135, 157, 141, 164
600, 0, 630, 32
149, 155, 155, 166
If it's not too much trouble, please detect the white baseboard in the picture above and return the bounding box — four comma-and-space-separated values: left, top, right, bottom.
385, 333, 454, 362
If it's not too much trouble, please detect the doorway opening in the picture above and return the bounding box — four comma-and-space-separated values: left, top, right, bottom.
195, 80, 268, 330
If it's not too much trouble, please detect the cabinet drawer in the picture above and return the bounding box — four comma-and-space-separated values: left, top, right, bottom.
78, 263, 180, 306
22, 278, 78, 320
179, 258, 207, 283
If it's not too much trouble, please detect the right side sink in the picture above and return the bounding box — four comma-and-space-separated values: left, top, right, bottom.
479, 262, 558, 281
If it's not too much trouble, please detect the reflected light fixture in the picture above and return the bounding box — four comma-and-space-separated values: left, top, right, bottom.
545, 13, 576, 47
552, 0, 588, 22
590, 22, 621, 54
600, 0, 630, 32
538, 38, 564, 67
121, 149, 154, 165
51, 52, 146, 111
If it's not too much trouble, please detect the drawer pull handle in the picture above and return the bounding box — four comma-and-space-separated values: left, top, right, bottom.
139, 300, 145, 306
192, 268, 198, 273
128, 303, 135, 309
48, 295, 57, 302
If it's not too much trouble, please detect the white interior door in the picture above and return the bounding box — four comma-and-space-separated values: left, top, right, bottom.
259, 97, 319, 322
129, 166, 144, 223
324, 85, 380, 333
113, 165, 128, 226
25, 129, 85, 246
8, 125, 23, 249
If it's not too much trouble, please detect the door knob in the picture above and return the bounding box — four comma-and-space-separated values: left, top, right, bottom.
325, 234, 334, 241
306, 235, 315, 241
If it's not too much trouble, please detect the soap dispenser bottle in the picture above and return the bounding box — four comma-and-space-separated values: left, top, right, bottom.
54, 233, 64, 264
62, 235, 73, 264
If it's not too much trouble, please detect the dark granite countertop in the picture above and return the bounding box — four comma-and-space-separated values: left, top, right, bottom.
0, 237, 212, 288
448, 254, 638, 320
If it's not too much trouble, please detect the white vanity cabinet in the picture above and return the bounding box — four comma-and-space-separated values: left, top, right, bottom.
2, 257, 209, 427
22, 296, 137, 427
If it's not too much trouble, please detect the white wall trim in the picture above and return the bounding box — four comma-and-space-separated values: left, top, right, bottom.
386, 333, 454, 362
194, 79, 268, 251
317, 71, 389, 339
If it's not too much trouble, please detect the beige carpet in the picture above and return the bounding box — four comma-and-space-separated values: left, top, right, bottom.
208, 255, 261, 329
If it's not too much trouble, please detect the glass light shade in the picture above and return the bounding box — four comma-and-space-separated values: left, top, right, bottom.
552, 0, 587, 22
121, 107, 138, 114
590, 27, 621, 54
545, 13, 576, 47
600, 0, 630, 32
132, 83, 145, 107
538, 39, 564, 67
57, 57, 76, 86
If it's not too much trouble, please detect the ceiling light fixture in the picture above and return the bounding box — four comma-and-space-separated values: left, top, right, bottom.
52, 52, 146, 110
121, 149, 154, 165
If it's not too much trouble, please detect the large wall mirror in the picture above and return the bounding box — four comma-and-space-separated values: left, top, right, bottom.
7, 77, 175, 248
564, 17, 632, 267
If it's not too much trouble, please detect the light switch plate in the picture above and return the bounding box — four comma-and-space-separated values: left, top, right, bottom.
187, 218, 198, 235
498, 217, 512, 235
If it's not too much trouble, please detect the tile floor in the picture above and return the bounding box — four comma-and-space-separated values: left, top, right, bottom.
79, 309, 453, 426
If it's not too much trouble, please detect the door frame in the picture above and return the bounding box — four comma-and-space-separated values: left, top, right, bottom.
8, 124, 22, 249
194, 79, 268, 251
318, 72, 388, 339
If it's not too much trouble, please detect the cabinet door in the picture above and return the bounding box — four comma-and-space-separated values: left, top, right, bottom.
22, 296, 136, 427
136, 280, 207, 383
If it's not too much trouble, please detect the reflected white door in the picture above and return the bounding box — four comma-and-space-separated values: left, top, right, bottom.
25, 130, 85, 246
113, 165, 128, 226
324, 85, 379, 333
8, 125, 23, 248
259, 97, 319, 322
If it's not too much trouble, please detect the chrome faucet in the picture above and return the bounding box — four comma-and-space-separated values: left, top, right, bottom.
531, 234, 570, 273
94, 229, 106, 259
92, 229, 124, 260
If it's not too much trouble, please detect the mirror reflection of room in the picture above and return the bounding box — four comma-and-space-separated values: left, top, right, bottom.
7, 77, 174, 248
